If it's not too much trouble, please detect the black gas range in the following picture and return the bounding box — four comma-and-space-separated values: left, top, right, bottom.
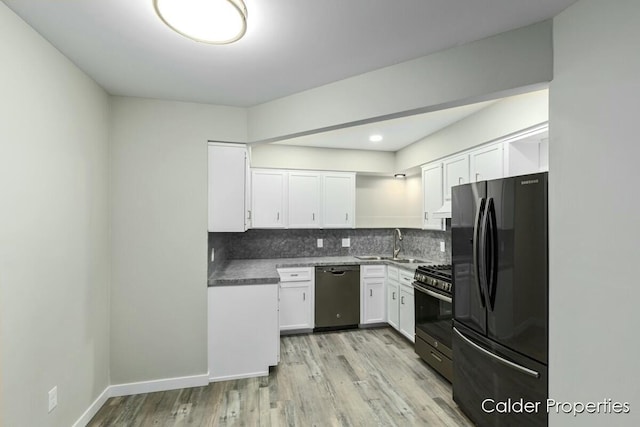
413, 264, 454, 382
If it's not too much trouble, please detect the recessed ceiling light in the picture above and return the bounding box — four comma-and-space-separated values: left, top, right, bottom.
394, 173, 406, 179
369, 134, 383, 142
154, 0, 248, 44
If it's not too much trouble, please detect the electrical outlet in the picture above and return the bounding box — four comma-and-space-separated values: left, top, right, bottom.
211, 248, 215, 262
317, 239, 323, 248
342, 238, 350, 248
440, 241, 445, 252
48, 386, 57, 413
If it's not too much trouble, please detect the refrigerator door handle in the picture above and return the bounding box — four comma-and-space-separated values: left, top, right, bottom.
473, 198, 487, 308
454, 327, 540, 378
486, 198, 499, 311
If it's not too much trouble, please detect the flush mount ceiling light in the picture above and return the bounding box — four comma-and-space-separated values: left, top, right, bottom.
369, 134, 383, 142
154, 0, 248, 44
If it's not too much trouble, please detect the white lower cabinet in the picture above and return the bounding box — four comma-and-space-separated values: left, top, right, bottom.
399, 286, 415, 343
361, 265, 386, 325
387, 267, 415, 343
387, 280, 399, 330
278, 267, 314, 333
208, 284, 279, 382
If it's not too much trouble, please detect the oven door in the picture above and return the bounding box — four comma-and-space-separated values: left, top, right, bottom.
414, 282, 454, 383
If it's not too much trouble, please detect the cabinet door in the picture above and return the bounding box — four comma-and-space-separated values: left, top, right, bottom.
387, 281, 399, 330
322, 173, 355, 228
288, 172, 321, 228
208, 144, 247, 232
470, 143, 503, 183
363, 278, 385, 324
443, 154, 470, 201
251, 169, 286, 228
422, 162, 445, 230
279, 283, 312, 331
399, 287, 415, 343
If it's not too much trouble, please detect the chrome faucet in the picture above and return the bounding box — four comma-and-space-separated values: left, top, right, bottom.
393, 228, 403, 259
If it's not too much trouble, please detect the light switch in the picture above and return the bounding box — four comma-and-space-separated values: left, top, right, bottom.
342, 238, 350, 248
440, 241, 445, 252
317, 239, 323, 248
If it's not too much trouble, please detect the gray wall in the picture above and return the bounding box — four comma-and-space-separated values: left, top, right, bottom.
0, 3, 111, 426
110, 97, 246, 384
550, 1, 640, 425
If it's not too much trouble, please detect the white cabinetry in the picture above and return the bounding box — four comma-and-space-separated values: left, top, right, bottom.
322, 172, 355, 228
288, 172, 321, 228
470, 143, 503, 183
386, 266, 400, 330
443, 154, 470, 200
278, 267, 314, 333
208, 143, 248, 232
208, 284, 279, 382
398, 270, 415, 343
251, 169, 286, 228
504, 127, 549, 177
361, 265, 386, 325
421, 162, 445, 230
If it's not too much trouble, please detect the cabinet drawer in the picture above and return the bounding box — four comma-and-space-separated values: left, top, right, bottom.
361, 264, 386, 278
399, 270, 414, 287
386, 266, 399, 282
277, 267, 312, 282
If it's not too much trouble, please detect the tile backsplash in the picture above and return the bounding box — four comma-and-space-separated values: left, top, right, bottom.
209, 227, 451, 275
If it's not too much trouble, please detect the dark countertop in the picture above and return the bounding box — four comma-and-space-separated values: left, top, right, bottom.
208, 256, 433, 286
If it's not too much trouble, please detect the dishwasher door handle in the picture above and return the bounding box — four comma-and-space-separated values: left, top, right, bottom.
329, 271, 346, 276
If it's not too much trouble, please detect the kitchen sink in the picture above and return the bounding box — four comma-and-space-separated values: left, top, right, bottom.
355, 255, 425, 264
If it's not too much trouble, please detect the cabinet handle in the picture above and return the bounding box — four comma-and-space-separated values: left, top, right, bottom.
312, 213, 315, 220
475, 173, 480, 181
247, 210, 251, 220
290, 273, 298, 277
370, 289, 373, 297
401, 296, 405, 305
303, 292, 306, 301
392, 291, 396, 300
345, 213, 348, 221
424, 212, 428, 221
277, 212, 280, 221
430, 352, 443, 363
458, 177, 463, 184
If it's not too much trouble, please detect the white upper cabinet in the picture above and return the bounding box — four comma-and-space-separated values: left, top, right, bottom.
322, 172, 355, 228
421, 162, 445, 230
208, 143, 248, 232
504, 127, 549, 177
288, 171, 321, 228
470, 143, 504, 183
443, 154, 470, 200
251, 169, 287, 228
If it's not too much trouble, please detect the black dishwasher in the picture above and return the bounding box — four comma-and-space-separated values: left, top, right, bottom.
314, 265, 360, 331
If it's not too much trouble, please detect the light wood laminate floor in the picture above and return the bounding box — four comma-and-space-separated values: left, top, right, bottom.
88, 327, 472, 426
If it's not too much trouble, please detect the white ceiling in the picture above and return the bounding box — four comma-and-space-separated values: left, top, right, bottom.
4, 0, 576, 108
274, 99, 496, 151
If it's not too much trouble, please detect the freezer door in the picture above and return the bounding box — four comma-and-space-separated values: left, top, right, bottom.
485, 173, 548, 364
453, 324, 548, 427
452, 181, 487, 336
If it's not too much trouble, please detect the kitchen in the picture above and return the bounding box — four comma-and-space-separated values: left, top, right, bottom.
1, 1, 639, 427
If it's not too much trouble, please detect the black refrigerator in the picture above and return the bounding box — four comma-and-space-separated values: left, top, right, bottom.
451, 172, 548, 427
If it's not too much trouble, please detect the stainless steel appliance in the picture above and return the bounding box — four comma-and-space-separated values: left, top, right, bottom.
452, 172, 548, 427
413, 264, 453, 382
314, 265, 360, 330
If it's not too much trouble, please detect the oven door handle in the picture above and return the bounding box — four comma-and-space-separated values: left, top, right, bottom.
453, 327, 540, 378
413, 282, 452, 304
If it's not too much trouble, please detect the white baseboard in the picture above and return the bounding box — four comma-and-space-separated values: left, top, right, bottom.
72, 387, 111, 427
209, 370, 269, 383
73, 373, 209, 426
109, 372, 210, 397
